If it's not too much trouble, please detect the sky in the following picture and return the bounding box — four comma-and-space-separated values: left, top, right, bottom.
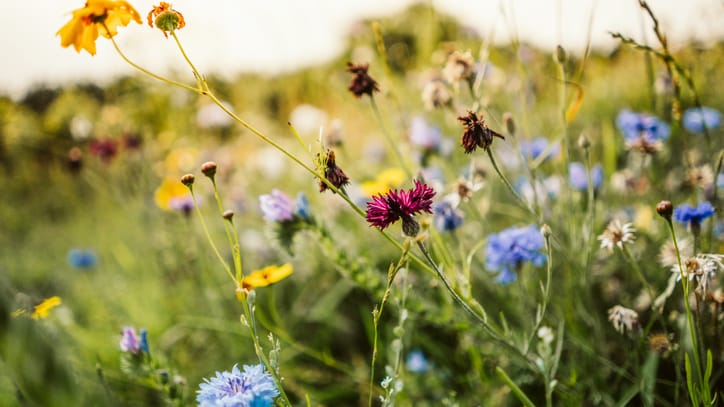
1, 0, 722, 98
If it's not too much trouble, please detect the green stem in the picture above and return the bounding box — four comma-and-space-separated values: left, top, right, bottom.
525, 228, 553, 354
107, 32, 199, 93
188, 188, 235, 284
368, 246, 408, 407
620, 245, 656, 304
486, 148, 536, 217
170, 31, 207, 91
665, 218, 709, 403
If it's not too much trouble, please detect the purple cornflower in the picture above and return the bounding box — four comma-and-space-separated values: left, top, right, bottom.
485, 225, 546, 284
196, 364, 279, 407
569, 162, 603, 191
433, 200, 464, 232
520, 137, 559, 161
366, 180, 435, 236
120, 327, 149, 354
409, 116, 442, 150
616, 109, 670, 142
683, 107, 721, 134
259, 190, 294, 222
674, 201, 715, 227
294, 193, 311, 221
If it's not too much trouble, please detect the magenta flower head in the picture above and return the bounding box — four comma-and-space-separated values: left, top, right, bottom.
366, 180, 435, 236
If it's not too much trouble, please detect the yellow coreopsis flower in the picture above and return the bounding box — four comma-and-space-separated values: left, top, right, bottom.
57, 0, 142, 55
31, 296, 62, 319
236, 264, 293, 300
154, 177, 193, 211
360, 168, 406, 196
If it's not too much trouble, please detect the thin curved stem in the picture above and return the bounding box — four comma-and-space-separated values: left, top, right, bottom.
188, 188, 235, 284
486, 148, 536, 217
107, 30, 200, 93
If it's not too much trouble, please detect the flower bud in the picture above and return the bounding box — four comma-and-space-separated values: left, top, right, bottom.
181, 173, 195, 187
503, 112, 516, 136
155, 10, 181, 32
540, 224, 552, 239
201, 161, 217, 178
555, 45, 566, 64
578, 133, 590, 150
656, 200, 673, 219
222, 210, 234, 220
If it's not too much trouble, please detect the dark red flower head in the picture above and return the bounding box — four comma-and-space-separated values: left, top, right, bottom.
318, 150, 349, 193
457, 111, 504, 153
347, 62, 379, 98
366, 180, 436, 235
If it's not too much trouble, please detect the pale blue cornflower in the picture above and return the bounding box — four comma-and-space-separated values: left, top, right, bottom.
259, 190, 294, 222
683, 107, 721, 134
409, 116, 442, 150
406, 349, 430, 373
616, 109, 670, 142
485, 225, 546, 284
520, 137, 559, 161
196, 364, 279, 407
569, 162, 603, 191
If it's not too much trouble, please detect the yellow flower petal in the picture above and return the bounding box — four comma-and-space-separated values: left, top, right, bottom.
57, 0, 141, 56
154, 177, 191, 210
31, 296, 62, 320
242, 263, 293, 290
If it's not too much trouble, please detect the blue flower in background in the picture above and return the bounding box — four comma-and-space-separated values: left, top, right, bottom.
433, 200, 464, 232
520, 137, 559, 161
294, 192, 311, 220
674, 201, 715, 227
569, 162, 603, 191
120, 327, 148, 354
409, 116, 442, 150
616, 109, 670, 142
485, 225, 546, 284
197, 364, 279, 407
67, 248, 97, 269
259, 190, 294, 222
406, 349, 430, 373
683, 107, 721, 133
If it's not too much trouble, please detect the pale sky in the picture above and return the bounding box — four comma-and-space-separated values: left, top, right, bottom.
1, 0, 722, 98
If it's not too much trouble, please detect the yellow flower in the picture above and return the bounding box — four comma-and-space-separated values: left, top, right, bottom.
360, 168, 406, 196
57, 0, 142, 56
154, 177, 193, 211
236, 264, 293, 300
31, 296, 62, 320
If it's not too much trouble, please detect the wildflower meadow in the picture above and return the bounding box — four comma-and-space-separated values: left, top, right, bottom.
2, 1, 724, 406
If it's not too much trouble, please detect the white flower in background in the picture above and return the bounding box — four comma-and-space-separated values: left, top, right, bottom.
598, 220, 636, 252
197, 101, 233, 129
608, 305, 639, 334
289, 104, 327, 135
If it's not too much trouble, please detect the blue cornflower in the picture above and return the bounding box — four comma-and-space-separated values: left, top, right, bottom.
433, 200, 464, 232
67, 248, 97, 269
259, 190, 294, 222
409, 116, 442, 150
520, 137, 559, 161
569, 162, 603, 191
674, 201, 715, 227
197, 364, 279, 407
120, 327, 148, 354
294, 193, 311, 221
683, 107, 721, 134
616, 109, 670, 142
485, 225, 546, 284
406, 349, 430, 373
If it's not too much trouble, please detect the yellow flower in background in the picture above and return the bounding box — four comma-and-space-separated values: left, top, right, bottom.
154, 177, 193, 211
57, 0, 142, 56
31, 296, 62, 319
360, 168, 406, 196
